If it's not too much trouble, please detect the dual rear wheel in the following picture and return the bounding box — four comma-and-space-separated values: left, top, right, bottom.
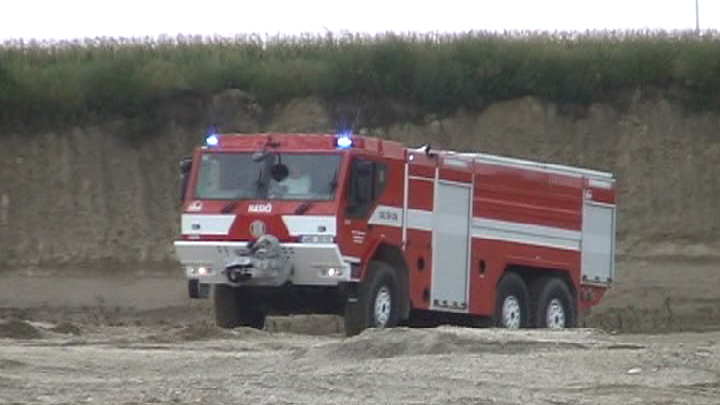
344, 265, 576, 334
494, 272, 576, 329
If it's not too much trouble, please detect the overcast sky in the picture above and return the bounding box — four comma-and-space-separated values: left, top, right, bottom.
1, 0, 718, 41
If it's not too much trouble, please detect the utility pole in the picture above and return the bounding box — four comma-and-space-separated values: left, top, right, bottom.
696, 0, 700, 33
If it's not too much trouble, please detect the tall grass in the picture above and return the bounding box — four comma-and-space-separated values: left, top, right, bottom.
1, 30, 720, 134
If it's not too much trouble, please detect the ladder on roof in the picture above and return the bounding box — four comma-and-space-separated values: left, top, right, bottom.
410, 147, 614, 180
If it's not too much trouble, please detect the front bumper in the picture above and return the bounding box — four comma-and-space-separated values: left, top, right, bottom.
174, 239, 353, 287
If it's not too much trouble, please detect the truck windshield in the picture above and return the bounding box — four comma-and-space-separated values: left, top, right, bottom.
194, 152, 342, 201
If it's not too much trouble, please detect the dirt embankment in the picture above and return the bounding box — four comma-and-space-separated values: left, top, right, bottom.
0, 88, 719, 334
2, 89, 720, 268
3, 90, 720, 405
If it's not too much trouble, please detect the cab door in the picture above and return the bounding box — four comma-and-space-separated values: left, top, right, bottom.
338, 157, 387, 262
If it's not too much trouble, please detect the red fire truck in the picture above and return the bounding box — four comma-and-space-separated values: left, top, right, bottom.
174, 132, 616, 335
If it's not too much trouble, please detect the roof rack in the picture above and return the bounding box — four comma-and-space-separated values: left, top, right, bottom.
417, 148, 614, 180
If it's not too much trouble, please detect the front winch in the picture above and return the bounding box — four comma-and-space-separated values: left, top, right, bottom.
224, 234, 292, 286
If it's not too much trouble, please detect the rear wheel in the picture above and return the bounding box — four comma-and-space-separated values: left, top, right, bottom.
530, 277, 576, 329
344, 261, 399, 336
213, 285, 266, 330
494, 272, 530, 329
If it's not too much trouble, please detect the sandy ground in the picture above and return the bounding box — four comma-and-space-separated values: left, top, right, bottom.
1, 256, 720, 404
1, 322, 720, 404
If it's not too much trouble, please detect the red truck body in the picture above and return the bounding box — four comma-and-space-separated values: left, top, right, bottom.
174, 133, 616, 334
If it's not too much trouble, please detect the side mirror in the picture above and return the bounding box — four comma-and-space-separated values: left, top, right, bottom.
179, 156, 192, 201
180, 157, 192, 175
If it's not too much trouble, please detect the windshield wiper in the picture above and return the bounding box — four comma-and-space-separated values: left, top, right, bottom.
220, 200, 238, 214
253, 149, 279, 200
294, 201, 312, 215
254, 168, 265, 199
328, 169, 338, 193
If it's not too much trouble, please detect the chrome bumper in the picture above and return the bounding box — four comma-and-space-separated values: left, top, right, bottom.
174, 239, 353, 287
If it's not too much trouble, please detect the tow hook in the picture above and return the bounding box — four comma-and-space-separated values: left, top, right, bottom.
223, 235, 291, 286
226, 262, 252, 283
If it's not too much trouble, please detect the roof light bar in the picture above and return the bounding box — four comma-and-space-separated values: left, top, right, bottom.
206, 134, 219, 147
336, 133, 353, 149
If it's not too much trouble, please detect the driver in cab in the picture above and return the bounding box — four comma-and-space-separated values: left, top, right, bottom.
281, 159, 311, 195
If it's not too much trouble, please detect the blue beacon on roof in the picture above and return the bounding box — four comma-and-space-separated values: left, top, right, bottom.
206, 134, 219, 146
336, 134, 353, 149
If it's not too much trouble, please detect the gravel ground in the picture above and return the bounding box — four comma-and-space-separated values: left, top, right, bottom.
1, 257, 720, 405
1, 321, 720, 405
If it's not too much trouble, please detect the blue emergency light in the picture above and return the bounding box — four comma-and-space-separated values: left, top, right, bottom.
336, 134, 353, 149
206, 134, 219, 147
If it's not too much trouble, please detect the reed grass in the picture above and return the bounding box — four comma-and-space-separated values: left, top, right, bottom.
1, 30, 719, 134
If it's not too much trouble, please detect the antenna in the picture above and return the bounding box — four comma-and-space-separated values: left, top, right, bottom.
333, 104, 363, 136
350, 106, 362, 134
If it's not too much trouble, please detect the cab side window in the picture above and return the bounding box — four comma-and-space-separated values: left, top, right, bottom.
346, 158, 387, 219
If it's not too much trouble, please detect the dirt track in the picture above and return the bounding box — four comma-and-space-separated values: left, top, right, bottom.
1, 256, 720, 404
2, 321, 720, 404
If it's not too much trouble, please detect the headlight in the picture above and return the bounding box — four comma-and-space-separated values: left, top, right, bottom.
320, 267, 343, 277
185, 266, 214, 276
300, 234, 335, 244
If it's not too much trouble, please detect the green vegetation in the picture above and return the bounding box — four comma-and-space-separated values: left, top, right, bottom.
1, 30, 719, 134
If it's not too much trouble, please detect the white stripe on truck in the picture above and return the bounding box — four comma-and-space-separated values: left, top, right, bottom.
281, 215, 337, 236
181, 214, 236, 235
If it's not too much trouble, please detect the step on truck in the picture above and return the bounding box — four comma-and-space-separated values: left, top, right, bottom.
174, 132, 616, 335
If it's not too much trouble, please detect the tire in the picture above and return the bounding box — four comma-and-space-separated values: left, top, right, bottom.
213, 285, 266, 330
530, 277, 576, 329
494, 272, 530, 329
344, 261, 399, 337
188, 279, 201, 299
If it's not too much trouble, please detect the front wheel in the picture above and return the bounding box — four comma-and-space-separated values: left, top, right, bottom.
344, 261, 399, 336
213, 285, 266, 330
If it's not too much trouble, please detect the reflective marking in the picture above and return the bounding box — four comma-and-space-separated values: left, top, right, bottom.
282, 215, 337, 236
472, 218, 582, 251
407, 209, 433, 231
181, 214, 235, 235
376, 206, 583, 251
368, 205, 403, 227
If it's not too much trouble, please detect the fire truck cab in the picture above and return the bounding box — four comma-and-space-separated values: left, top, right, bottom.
174, 132, 616, 335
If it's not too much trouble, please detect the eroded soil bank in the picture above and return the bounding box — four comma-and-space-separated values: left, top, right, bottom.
2, 92, 720, 268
